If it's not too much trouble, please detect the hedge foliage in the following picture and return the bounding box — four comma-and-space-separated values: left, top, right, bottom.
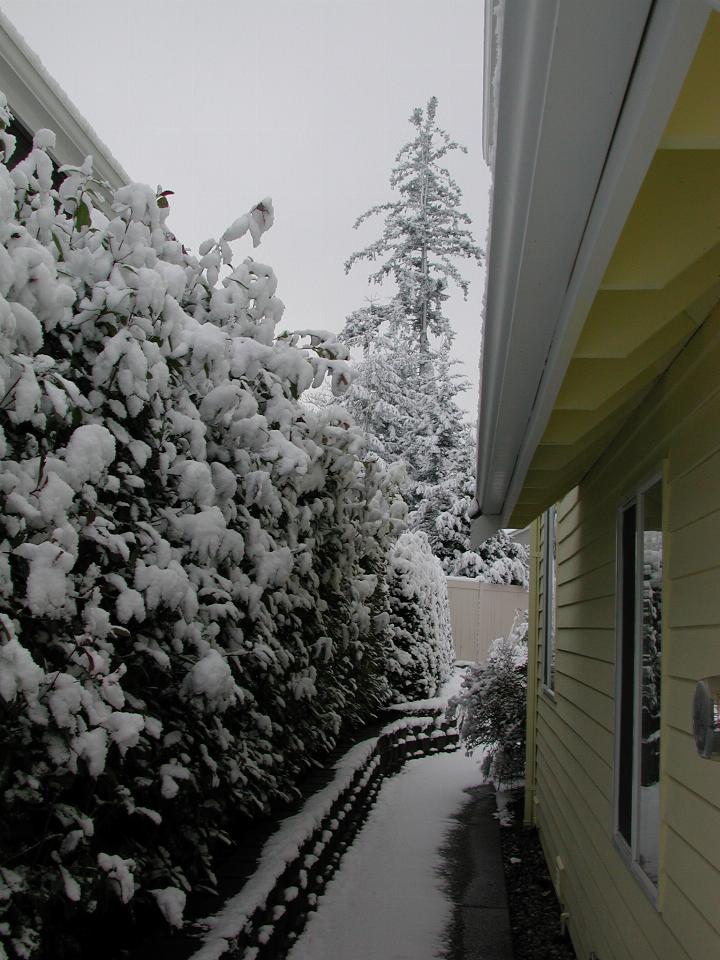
0, 100, 451, 958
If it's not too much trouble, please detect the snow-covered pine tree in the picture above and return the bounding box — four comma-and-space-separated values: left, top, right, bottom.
342, 97, 482, 517
341, 99, 526, 586
413, 432, 530, 587
344, 96, 482, 354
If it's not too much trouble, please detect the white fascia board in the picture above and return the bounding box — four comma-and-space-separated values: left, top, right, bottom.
0, 12, 129, 189
499, 0, 710, 526
474, 0, 708, 537
481, 0, 500, 166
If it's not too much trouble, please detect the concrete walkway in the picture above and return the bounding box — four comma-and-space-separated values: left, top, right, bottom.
439, 784, 514, 960
133, 742, 514, 960
285, 752, 514, 960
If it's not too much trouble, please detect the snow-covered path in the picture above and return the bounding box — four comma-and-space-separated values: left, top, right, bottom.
285, 748, 483, 960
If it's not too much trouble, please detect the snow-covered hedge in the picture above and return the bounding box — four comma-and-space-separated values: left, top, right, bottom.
385, 530, 454, 701
0, 99, 439, 958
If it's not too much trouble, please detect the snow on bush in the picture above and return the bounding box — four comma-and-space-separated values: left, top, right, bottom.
0, 99, 424, 957
385, 530, 454, 701
452, 610, 528, 785
433, 483, 529, 586
411, 459, 529, 587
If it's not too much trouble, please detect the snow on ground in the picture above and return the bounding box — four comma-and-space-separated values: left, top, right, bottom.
440, 664, 470, 703
286, 746, 484, 960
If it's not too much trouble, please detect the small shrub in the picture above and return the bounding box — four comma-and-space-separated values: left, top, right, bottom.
453, 610, 528, 785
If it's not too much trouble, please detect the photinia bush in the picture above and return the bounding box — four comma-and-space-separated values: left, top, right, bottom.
0, 95, 451, 959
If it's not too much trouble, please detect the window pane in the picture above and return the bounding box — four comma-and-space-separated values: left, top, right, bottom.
617, 502, 636, 847
544, 506, 557, 690
637, 480, 662, 884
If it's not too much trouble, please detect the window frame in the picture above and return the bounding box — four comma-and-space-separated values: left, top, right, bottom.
613, 470, 664, 905
542, 504, 557, 697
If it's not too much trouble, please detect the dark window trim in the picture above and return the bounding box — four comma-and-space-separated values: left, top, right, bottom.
542, 505, 557, 697
613, 470, 664, 906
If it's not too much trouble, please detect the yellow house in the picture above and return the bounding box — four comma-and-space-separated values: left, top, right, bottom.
474, 2, 720, 958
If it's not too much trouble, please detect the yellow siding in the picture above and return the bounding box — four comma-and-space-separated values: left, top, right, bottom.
532, 305, 720, 960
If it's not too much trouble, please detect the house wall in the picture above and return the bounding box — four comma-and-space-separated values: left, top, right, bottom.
530, 305, 720, 960
446, 578, 528, 662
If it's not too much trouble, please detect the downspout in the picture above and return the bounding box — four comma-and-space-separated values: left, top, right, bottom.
523, 516, 541, 826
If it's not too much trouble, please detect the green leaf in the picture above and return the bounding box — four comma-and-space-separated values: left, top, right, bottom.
157, 196, 169, 209
74, 200, 91, 231
51, 232, 65, 262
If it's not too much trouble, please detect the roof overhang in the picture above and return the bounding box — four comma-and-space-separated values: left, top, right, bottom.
473, 0, 711, 541
0, 11, 128, 189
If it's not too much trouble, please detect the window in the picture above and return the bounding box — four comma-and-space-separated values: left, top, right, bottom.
543, 505, 557, 692
615, 477, 663, 891
5, 115, 64, 189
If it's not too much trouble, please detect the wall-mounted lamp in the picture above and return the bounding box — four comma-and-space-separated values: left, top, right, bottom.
693, 677, 720, 760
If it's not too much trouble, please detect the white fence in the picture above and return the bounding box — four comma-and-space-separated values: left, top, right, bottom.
446, 577, 529, 663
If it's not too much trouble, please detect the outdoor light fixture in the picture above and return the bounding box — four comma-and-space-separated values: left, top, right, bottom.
692, 677, 720, 759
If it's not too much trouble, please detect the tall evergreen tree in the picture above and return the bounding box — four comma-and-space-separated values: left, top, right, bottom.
341, 98, 481, 513
341, 99, 527, 588
344, 96, 482, 356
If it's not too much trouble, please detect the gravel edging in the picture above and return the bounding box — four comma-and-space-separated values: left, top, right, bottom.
497, 790, 576, 960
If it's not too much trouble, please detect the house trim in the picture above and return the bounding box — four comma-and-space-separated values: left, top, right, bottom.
473, 0, 709, 541
612, 467, 665, 908
0, 11, 128, 189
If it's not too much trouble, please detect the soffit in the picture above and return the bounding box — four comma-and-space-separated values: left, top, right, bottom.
476, 0, 653, 520
509, 14, 720, 529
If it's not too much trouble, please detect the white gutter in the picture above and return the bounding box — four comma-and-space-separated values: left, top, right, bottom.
499, 0, 710, 526
481, 0, 502, 166
0, 11, 129, 189
472, 0, 709, 543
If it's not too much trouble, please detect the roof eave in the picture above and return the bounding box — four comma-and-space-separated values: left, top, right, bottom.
0, 11, 129, 189
473, 0, 710, 542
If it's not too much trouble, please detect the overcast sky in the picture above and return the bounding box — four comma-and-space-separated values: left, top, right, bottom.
1, 0, 490, 417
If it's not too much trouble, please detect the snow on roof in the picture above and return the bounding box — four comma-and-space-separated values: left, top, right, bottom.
0, 9, 129, 187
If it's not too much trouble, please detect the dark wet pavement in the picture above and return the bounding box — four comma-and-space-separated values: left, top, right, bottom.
439, 784, 515, 960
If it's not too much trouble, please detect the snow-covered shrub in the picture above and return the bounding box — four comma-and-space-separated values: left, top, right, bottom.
453, 611, 528, 785
0, 99, 411, 957
413, 460, 529, 587
447, 537, 529, 586
385, 530, 454, 701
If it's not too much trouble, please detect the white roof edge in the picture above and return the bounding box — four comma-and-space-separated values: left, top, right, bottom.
0, 11, 129, 188
470, 513, 503, 544
500, 0, 710, 526
481, 0, 500, 165
474, 0, 565, 537
474, 0, 710, 537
